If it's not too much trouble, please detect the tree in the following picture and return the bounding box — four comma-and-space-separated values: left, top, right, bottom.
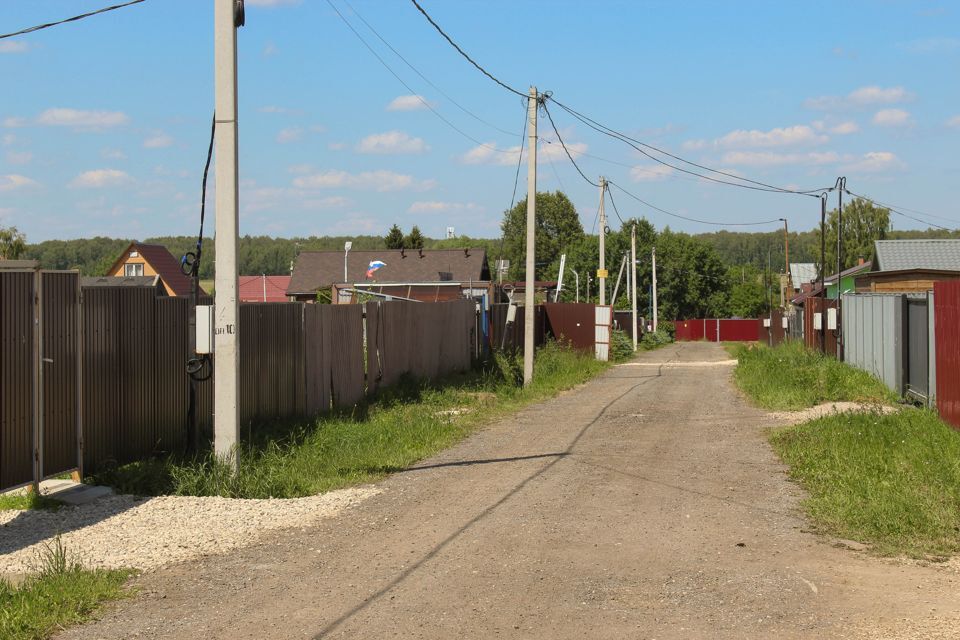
404, 225, 425, 249
0, 226, 26, 260
726, 264, 768, 317
653, 229, 730, 320
819, 198, 890, 274
384, 224, 405, 249
500, 191, 585, 280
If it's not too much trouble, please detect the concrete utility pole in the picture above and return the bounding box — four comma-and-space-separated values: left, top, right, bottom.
555, 253, 566, 302
571, 269, 580, 303
651, 246, 658, 333
598, 177, 607, 306
523, 86, 538, 386
780, 217, 790, 300
610, 254, 627, 307
631, 224, 638, 350
213, 0, 241, 468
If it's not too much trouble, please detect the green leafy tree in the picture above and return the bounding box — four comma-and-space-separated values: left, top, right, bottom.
500, 191, 585, 280
819, 198, 890, 273
0, 226, 27, 260
726, 264, 768, 317
653, 229, 730, 320
384, 224, 405, 249
404, 225, 425, 249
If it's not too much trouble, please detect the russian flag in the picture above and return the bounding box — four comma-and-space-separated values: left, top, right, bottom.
366, 260, 387, 278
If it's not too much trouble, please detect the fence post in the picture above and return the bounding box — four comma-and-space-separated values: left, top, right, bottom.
31, 268, 44, 491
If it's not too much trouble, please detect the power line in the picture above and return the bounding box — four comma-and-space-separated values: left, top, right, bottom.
341, 0, 519, 138
844, 190, 957, 232
541, 99, 600, 188
408, 0, 527, 98
495, 109, 528, 280
608, 181, 783, 228
843, 190, 960, 227
325, 0, 517, 155
0, 0, 147, 40
606, 186, 627, 227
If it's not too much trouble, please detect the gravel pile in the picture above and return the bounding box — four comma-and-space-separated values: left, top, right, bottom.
770, 401, 899, 425
0, 487, 379, 575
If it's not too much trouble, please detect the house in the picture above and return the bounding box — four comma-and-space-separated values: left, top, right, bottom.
854, 239, 960, 293
782, 262, 817, 307
105, 242, 203, 297
796, 260, 873, 302
287, 248, 492, 303
239, 275, 292, 303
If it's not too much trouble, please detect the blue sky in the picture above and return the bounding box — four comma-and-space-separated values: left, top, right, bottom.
0, 0, 957, 242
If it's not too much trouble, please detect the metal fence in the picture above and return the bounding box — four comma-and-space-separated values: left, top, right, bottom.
840, 292, 936, 405
1, 283, 479, 489
675, 318, 762, 342
934, 281, 960, 429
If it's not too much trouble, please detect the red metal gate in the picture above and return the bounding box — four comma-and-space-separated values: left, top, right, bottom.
934, 280, 960, 430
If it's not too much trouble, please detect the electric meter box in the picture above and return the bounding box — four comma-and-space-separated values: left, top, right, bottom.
827, 307, 838, 331
762, 318, 771, 328
781, 316, 789, 329
813, 312, 822, 330
196, 305, 215, 354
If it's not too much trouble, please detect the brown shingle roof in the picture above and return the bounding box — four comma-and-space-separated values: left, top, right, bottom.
287, 248, 490, 295
108, 242, 204, 297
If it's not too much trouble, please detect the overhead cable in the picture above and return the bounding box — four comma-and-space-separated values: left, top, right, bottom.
540, 99, 600, 188
0, 0, 148, 39
408, 0, 527, 98
608, 181, 783, 228
844, 190, 957, 232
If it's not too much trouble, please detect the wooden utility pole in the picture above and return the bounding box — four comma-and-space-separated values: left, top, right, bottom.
651, 246, 658, 332
523, 87, 537, 386
213, 0, 241, 468
631, 224, 638, 350
598, 177, 607, 306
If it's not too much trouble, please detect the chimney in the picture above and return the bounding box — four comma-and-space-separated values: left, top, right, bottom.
858, 257, 865, 266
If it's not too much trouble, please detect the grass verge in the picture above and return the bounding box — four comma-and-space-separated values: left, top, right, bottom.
0, 537, 133, 640
89, 341, 608, 499
0, 494, 60, 512
731, 340, 895, 410
771, 409, 960, 558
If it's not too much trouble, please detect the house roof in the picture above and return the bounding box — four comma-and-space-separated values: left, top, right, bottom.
789, 263, 817, 286
873, 239, 960, 272
804, 260, 873, 297
82, 275, 164, 291
107, 242, 201, 296
288, 248, 490, 295
239, 275, 291, 302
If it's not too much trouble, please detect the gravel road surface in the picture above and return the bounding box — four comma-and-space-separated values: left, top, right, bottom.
58, 342, 960, 639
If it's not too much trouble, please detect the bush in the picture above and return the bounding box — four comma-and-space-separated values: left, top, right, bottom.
609, 329, 635, 361
640, 328, 673, 350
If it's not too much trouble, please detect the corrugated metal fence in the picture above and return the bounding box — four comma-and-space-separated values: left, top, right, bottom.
675, 318, 762, 342
934, 281, 960, 429
1, 283, 479, 489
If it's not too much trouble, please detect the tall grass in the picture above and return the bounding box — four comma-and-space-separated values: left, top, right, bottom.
90, 342, 608, 499
731, 340, 896, 410
771, 409, 960, 558
0, 537, 132, 640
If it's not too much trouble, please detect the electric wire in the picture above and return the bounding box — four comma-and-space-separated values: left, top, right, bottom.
606, 185, 627, 227
408, 0, 527, 98
325, 0, 516, 155
540, 100, 600, 188
845, 190, 956, 232
341, 0, 519, 138
494, 110, 528, 281
0, 0, 147, 39
608, 181, 784, 227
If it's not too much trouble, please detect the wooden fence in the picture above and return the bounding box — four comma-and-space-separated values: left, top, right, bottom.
0, 278, 478, 489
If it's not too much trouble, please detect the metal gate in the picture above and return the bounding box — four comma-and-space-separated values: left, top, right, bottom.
906, 294, 933, 404
0, 263, 82, 491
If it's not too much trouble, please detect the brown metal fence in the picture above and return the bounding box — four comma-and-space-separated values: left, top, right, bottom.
802, 298, 838, 357
489, 303, 546, 352
2, 283, 481, 483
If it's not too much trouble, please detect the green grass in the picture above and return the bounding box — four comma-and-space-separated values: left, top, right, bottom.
89, 342, 608, 499
771, 409, 960, 558
0, 494, 60, 512
0, 537, 133, 640
731, 340, 896, 410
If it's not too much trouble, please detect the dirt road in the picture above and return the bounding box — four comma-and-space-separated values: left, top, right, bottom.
61, 342, 960, 639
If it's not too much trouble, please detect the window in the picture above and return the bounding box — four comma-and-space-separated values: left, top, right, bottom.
124, 263, 144, 277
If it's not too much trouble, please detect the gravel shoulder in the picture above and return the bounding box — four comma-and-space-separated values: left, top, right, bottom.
51, 342, 960, 639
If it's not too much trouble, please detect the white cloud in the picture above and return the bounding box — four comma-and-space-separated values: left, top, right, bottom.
715, 125, 827, 148
37, 108, 129, 129
0, 174, 39, 191
357, 130, 429, 154
3, 117, 27, 128
327, 142, 347, 151
407, 201, 481, 214
681, 139, 707, 151
69, 169, 132, 188
143, 132, 174, 148
721, 151, 841, 167
842, 151, 905, 173
872, 108, 911, 127
5, 151, 32, 165
293, 169, 435, 192
0, 41, 28, 54
101, 148, 127, 160
630, 165, 674, 182
947, 115, 960, 128
830, 121, 860, 135
242, 184, 351, 214
276, 127, 304, 143
460, 139, 585, 166
386, 95, 433, 111
1, 134, 15, 146
804, 86, 914, 111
